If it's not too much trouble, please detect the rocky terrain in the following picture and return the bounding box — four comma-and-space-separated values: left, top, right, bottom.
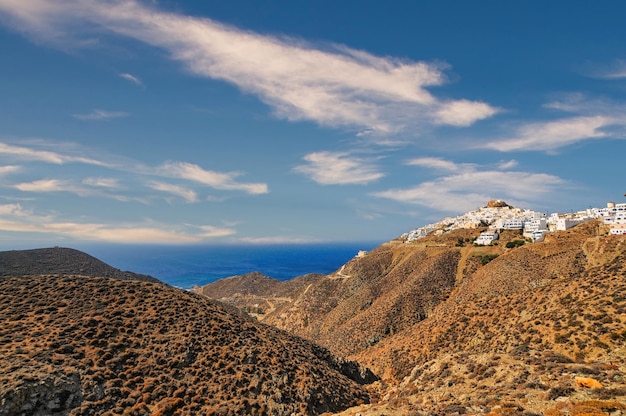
0, 274, 374, 415
199, 220, 626, 415
0, 247, 159, 283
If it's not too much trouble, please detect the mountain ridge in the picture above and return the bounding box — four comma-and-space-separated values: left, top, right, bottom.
198, 218, 626, 415
0, 246, 160, 283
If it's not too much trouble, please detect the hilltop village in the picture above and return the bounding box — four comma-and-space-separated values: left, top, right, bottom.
403, 199, 626, 245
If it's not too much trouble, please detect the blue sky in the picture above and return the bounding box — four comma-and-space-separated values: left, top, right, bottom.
0, 1, 625, 246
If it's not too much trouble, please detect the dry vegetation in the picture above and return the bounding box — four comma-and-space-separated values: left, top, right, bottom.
199, 221, 626, 415
0, 275, 374, 415
0, 247, 158, 283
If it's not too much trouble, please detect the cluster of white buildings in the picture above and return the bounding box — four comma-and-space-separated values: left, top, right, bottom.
402, 200, 626, 245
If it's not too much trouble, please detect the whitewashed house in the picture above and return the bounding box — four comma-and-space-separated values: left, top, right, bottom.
610, 224, 626, 235
475, 231, 499, 245
494, 218, 524, 229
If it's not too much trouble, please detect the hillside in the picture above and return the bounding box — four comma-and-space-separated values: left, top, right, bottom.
198, 221, 626, 415
0, 275, 375, 415
0, 247, 160, 283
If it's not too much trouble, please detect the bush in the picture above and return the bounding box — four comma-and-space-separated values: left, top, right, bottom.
506, 240, 526, 249
476, 254, 499, 265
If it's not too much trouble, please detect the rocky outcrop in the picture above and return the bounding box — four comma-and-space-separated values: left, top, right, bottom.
0, 363, 82, 416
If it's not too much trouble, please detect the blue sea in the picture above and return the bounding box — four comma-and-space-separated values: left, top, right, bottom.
80, 242, 380, 289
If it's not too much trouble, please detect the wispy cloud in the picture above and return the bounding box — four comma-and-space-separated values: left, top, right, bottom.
406, 157, 473, 172
0, 0, 499, 134
238, 235, 320, 244
587, 59, 626, 79
72, 109, 129, 121
147, 181, 198, 203
14, 179, 80, 193
497, 159, 518, 170
159, 161, 268, 195
0, 203, 236, 244
373, 159, 564, 213
484, 116, 612, 152
119, 72, 143, 86
0, 141, 106, 165
294, 151, 384, 185
0, 140, 268, 197
0, 165, 20, 175
82, 177, 121, 189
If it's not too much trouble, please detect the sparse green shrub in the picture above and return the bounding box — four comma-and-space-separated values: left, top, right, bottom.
505, 240, 526, 249
476, 254, 499, 265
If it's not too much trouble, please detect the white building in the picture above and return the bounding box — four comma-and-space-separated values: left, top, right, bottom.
524, 218, 547, 233
494, 218, 524, 229
475, 231, 499, 246
531, 230, 548, 242
555, 216, 593, 231
610, 224, 626, 235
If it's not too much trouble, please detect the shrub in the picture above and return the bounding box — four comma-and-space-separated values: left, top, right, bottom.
506, 240, 526, 249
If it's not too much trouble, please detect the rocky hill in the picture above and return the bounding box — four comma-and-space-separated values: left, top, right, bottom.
0, 247, 159, 283
198, 221, 626, 415
0, 274, 375, 415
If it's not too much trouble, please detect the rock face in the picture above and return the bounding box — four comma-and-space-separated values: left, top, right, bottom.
0, 275, 374, 415
0, 247, 159, 283
199, 221, 626, 415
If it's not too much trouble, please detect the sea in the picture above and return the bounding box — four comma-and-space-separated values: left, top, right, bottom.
80, 242, 381, 290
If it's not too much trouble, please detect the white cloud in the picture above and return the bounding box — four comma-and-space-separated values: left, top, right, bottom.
294, 151, 384, 185
14, 179, 75, 193
373, 159, 564, 213
406, 157, 472, 172
119, 72, 143, 86
484, 116, 612, 152
434, 99, 499, 127
0, 203, 236, 244
72, 109, 129, 121
197, 225, 237, 238
238, 235, 320, 244
0, 165, 20, 175
0, 141, 106, 165
497, 159, 518, 170
588, 60, 626, 79
148, 181, 198, 203
0, 0, 498, 133
0, 140, 268, 197
82, 177, 121, 188
159, 161, 268, 194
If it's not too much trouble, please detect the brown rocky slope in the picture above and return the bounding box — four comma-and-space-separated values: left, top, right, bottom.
199, 221, 626, 415
0, 274, 375, 415
0, 247, 159, 283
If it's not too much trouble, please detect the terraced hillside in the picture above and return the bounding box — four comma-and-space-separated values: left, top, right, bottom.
0, 275, 375, 415
199, 221, 626, 415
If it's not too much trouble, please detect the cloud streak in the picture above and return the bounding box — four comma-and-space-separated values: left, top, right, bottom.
0, 140, 268, 197
0, 0, 499, 134
159, 162, 268, 195
484, 116, 612, 152
0, 203, 236, 244
373, 159, 564, 213
72, 109, 129, 121
148, 181, 198, 203
294, 151, 384, 185
119, 72, 143, 86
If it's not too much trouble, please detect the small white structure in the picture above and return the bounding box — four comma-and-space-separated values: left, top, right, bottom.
475, 231, 499, 246
494, 218, 524, 229
555, 216, 592, 231
610, 224, 626, 235
531, 230, 548, 242
524, 218, 547, 233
